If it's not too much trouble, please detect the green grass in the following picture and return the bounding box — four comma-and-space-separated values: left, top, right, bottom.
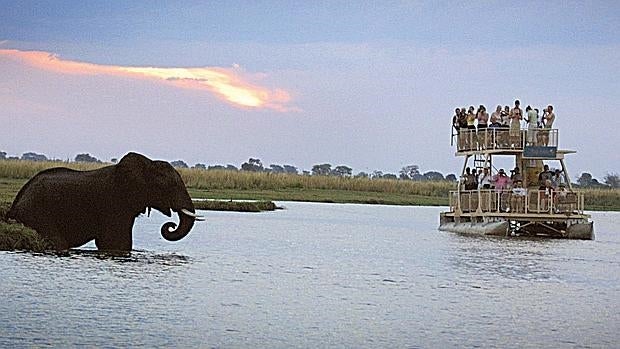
193, 200, 279, 212
0, 221, 52, 252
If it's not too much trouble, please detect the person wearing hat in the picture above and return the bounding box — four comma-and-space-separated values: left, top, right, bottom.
510, 166, 523, 183
493, 169, 510, 191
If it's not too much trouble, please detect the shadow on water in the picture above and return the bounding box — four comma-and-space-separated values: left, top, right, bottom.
10, 248, 191, 266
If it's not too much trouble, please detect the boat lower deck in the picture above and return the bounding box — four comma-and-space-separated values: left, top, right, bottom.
439, 211, 594, 240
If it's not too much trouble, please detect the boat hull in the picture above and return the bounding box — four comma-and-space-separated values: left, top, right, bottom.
439, 212, 594, 240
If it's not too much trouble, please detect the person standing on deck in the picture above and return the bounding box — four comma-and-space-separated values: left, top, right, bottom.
543, 105, 556, 128
509, 100, 523, 148
541, 105, 556, 146
479, 167, 492, 189
525, 105, 538, 145
452, 108, 461, 149
466, 106, 477, 150
476, 105, 489, 149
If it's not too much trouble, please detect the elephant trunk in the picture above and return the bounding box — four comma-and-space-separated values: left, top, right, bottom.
160, 195, 197, 242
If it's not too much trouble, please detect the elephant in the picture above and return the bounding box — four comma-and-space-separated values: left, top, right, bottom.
7, 152, 203, 251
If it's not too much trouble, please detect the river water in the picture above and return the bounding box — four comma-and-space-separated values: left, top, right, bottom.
1, 203, 618, 348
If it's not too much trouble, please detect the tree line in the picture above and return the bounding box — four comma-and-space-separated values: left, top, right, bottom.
1, 151, 618, 188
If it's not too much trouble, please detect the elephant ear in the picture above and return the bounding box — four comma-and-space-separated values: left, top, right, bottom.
115, 152, 152, 199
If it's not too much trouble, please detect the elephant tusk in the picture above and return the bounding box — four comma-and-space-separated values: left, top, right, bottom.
181, 208, 204, 219
195, 217, 206, 222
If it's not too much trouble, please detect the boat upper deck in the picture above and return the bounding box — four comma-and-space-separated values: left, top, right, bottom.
453, 127, 570, 159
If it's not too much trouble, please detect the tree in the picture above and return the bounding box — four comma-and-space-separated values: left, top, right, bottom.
355, 172, 369, 179
111, 158, 118, 163
383, 173, 398, 180
269, 164, 285, 173
604, 173, 619, 188
226, 164, 238, 171
445, 174, 458, 182
400, 164, 420, 180
576, 172, 593, 187
423, 171, 444, 181
241, 158, 263, 172
21, 152, 48, 162
371, 170, 383, 179
170, 160, 189, 168
283, 165, 298, 175
312, 163, 332, 176
0, 151, 6, 160
208, 165, 226, 170
332, 165, 352, 177
194, 163, 207, 170
75, 153, 100, 163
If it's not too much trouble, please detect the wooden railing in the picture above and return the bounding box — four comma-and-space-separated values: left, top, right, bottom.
448, 189, 584, 215
453, 128, 558, 152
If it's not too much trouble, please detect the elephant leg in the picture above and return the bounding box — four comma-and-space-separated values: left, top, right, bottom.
94, 220, 134, 251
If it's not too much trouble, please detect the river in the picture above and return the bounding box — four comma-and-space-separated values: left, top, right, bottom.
1, 203, 618, 348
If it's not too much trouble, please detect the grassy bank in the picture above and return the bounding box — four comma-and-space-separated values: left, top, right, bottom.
0, 160, 619, 211
193, 200, 279, 212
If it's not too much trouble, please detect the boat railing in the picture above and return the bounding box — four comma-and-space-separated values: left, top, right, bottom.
453, 128, 558, 152
448, 189, 585, 215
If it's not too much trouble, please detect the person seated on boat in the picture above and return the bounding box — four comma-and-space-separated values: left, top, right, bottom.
510, 166, 523, 183
509, 180, 527, 213
553, 183, 569, 212
538, 164, 553, 187
478, 167, 492, 189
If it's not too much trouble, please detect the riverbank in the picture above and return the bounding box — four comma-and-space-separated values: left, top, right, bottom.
0, 161, 619, 211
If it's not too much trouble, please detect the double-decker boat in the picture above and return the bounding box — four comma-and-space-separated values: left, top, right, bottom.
439, 125, 594, 239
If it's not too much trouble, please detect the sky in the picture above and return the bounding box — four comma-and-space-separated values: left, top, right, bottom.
1, 1, 619, 179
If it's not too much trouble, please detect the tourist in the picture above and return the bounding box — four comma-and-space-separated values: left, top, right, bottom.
464, 167, 477, 190
501, 106, 510, 127
479, 167, 492, 189
493, 169, 511, 191
538, 164, 553, 187
466, 106, 477, 150
510, 180, 527, 213
551, 169, 564, 188
525, 105, 538, 145
477, 105, 489, 148
490, 105, 502, 127
509, 100, 523, 147
493, 169, 511, 212
510, 166, 523, 183
540, 105, 556, 146
543, 105, 556, 128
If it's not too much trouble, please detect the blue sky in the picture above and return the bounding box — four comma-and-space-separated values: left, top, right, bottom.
1, 1, 619, 178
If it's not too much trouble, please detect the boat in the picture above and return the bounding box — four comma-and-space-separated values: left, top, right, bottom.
438, 123, 594, 239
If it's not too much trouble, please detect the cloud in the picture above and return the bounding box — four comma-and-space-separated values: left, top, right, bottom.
0, 48, 296, 112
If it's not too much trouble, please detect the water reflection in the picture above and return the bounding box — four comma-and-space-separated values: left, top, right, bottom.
447, 234, 561, 282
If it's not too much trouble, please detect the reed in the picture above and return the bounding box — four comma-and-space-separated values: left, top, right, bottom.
179, 169, 455, 197
0, 160, 105, 179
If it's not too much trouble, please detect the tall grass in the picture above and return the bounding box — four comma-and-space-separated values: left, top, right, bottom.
178, 169, 455, 197
0, 160, 106, 179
